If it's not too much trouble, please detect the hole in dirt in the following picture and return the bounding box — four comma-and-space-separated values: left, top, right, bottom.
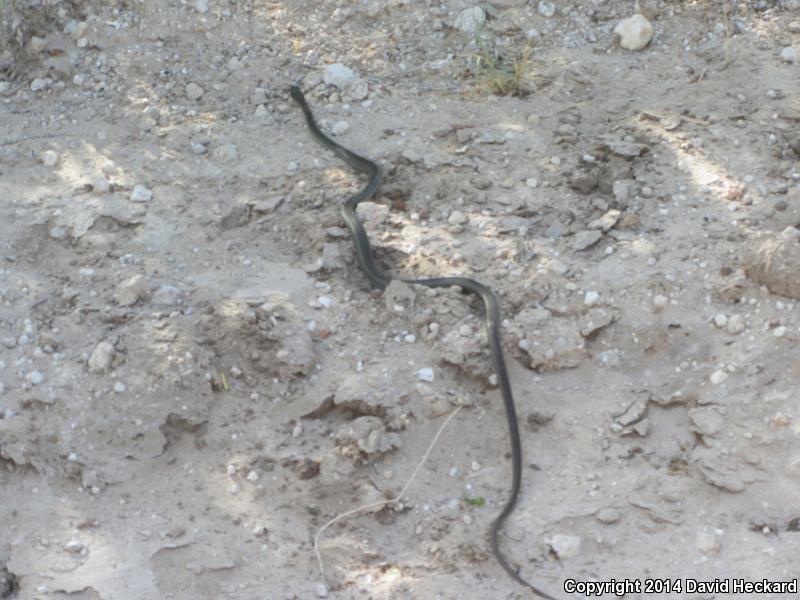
0, 567, 18, 599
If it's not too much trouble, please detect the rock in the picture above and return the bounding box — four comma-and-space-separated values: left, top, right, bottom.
331, 121, 350, 135
41, 150, 59, 167
712, 314, 728, 328
538, 1, 556, 18
726, 314, 745, 334
130, 185, 152, 203
252, 196, 284, 214
64, 540, 84, 554
689, 407, 724, 437
416, 367, 435, 382
31, 78, 47, 92
113, 381, 126, 393
549, 534, 580, 559
27, 36, 46, 55
190, 141, 207, 154
212, 144, 239, 162
709, 370, 728, 385
336, 416, 400, 455
88, 341, 115, 373
525, 177, 538, 188
588, 209, 621, 231
115, 274, 149, 306
744, 227, 800, 299
323, 63, 358, 88
614, 14, 654, 51
454, 7, 486, 33
596, 507, 621, 524
695, 530, 721, 554
194, 0, 209, 13
152, 284, 181, 306
25, 371, 44, 386
91, 176, 110, 193
584, 291, 600, 306
448, 210, 468, 226
781, 47, 798, 63
315, 583, 329, 598
185, 82, 204, 100
573, 230, 602, 251
570, 173, 598, 194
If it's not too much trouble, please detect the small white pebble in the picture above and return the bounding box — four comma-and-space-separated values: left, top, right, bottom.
292, 424, 303, 437
227, 464, 237, 476
653, 294, 668, 309
331, 121, 350, 135
584, 291, 600, 306
471, 461, 481, 471
773, 326, 787, 338
448, 467, 459, 478
404, 334, 416, 343
459, 325, 473, 337
130, 185, 152, 203
713, 314, 728, 328
416, 367, 435, 382
26, 371, 44, 385
227, 483, 240, 495
113, 381, 126, 393
525, 177, 539, 189
41, 150, 59, 167
317, 296, 333, 308
781, 46, 798, 63
710, 370, 728, 385
64, 540, 84, 554
315, 583, 329, 598
246, 470, 259, 482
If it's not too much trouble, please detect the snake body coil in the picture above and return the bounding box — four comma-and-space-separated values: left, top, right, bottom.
290, 85, 556, 599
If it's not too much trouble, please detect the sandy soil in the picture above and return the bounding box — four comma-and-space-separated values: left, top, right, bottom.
1, 1, 800, 599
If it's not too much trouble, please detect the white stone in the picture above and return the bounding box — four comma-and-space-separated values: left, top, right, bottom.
709, 370, 728, 385
41, 150, 59, 167
322, 63, 359, 90
64, 540, 84, 554
773, 326, 787, 338
25, 371, 44, 385
525, 177, 539, 188
614, 14, 654, 51
315, 584, 329, 598
448, 210, 468, 225
212, 144, 238, 162
113, 381, 126, 393
538, 1, 555, 17
713, 314, 728, 328
584, 291, 600, 306
454, 7, 486, 33
91, 176, 110, 193
781, 47, 798, 63
416, 367, 435, 382
549, 534, 581, 559
31, 78, 47, 92
246, 470, 259, 482
653, 294, 668, 309
185, 82, 204, 100
130, 185, 152, 203
726, 314, 745, 334
115, 274, 149, 306
88, 341, 115, 373
331, 121, 350, 135
695, 530, 721, 554
194, 0, 209, 13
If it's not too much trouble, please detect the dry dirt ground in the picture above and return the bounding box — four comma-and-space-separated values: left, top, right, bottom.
2, 1, 800, 599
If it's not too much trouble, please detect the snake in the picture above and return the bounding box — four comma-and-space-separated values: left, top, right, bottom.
290, 85, 557, 600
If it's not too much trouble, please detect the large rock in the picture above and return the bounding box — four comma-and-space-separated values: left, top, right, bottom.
614, 14, 654, 51
744, 227, 800, 299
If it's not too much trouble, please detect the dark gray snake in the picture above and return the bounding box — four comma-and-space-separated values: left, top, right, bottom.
290, 85, 556, 599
